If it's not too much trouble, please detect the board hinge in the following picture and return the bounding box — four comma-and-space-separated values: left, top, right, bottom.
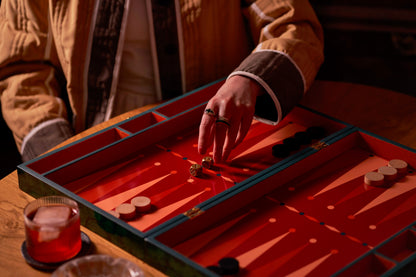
184, 207, 204, 219
311, 141, 329, 150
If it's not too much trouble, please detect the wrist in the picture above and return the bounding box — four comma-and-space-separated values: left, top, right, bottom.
227, 75, 264, 97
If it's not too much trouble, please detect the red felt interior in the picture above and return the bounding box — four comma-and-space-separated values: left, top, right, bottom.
154, 131, 363, 245
360, 132, 416, 164
26, 128, 129, 174
153, 131, 416, 276
377, 229, 416, 262
39, 106, 344, 236
44, 105, 204, 184
119, 112, 167, 134
336, 254, 395, 277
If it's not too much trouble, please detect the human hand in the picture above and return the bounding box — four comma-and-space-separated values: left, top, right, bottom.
198, 75, 263, 163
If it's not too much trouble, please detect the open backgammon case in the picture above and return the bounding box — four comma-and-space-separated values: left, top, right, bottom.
18, 80, 416, 276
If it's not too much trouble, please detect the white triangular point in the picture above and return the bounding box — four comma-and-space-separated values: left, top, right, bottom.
232, 123, 304, 161
354, 174, 416, 216
130, 189, 207, 231
313, 155, 386, 197
237, 231, 292, 268
285, 251, 334, 277
94, 174, 170, 211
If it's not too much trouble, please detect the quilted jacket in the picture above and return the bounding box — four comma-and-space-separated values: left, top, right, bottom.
0, 0, 324, 161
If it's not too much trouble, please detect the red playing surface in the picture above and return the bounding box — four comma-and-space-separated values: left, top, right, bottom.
63, 119, 318, 232
59, 106, 343, 233
159, 138, 416, 276
23, 80, 416, 276
42, 100, 416, 276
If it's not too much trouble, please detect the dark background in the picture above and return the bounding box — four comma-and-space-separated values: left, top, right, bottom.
312, 0, 416, 97
1, 0, 416, 179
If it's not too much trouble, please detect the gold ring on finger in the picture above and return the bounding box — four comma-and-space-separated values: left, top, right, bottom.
204, 108, 216, 118
215, 116, 231, 127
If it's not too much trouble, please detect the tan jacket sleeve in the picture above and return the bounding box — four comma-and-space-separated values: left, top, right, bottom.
231, 0, 324, 124
0, 0, 73, 161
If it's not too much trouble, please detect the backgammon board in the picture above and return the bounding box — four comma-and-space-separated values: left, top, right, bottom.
18, 80, 416, 276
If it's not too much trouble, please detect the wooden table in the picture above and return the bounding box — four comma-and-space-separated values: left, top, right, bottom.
1, 81, 415, 276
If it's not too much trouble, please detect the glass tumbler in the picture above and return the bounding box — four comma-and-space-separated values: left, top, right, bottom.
24, 196, 82, 263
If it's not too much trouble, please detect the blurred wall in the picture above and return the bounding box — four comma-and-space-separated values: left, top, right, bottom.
311, 0, 416, 96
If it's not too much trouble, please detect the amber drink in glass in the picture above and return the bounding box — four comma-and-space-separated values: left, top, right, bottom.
24, 196, 81, 263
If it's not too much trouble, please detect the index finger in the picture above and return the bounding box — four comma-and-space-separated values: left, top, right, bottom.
198, 109, 216, 154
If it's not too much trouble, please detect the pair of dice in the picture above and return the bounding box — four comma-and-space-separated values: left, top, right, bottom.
190, 156, 213, 177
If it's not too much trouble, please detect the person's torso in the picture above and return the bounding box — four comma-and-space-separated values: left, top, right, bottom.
52, 0, 253, 128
